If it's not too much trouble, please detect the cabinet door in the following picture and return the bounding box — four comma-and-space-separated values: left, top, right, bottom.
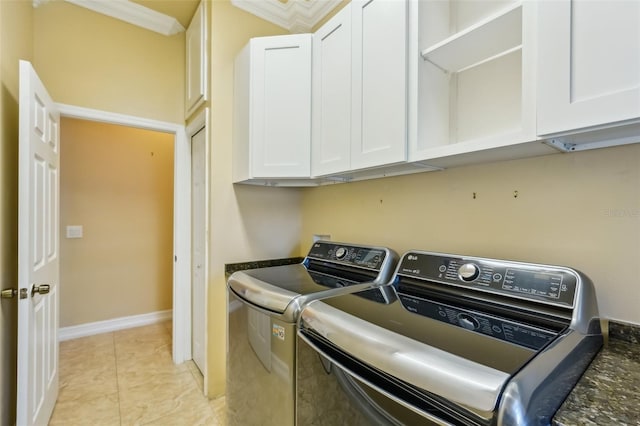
351, 0, 407, 171
311, 4, 352, 177
185, 1, 207, 118
251, 35, 312, 178
538, 0, 640, 135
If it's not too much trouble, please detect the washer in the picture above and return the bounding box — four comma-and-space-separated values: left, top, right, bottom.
297, 250, 603, 425
226, 241, 398, 426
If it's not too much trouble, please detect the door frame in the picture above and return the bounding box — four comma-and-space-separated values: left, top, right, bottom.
186, 107, 209, 394
56, 103, 192, 364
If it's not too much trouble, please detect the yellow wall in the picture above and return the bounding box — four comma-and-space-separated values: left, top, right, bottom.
33, 1, 184, 124
301, 144, 640, 324
207, 0, 303, 397
59, 118, 174, 327
0, 1, 32, 423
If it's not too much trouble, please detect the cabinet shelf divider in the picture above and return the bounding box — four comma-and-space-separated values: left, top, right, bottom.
420, 2, 522, 73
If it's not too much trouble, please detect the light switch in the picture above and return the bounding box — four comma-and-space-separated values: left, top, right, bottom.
66, 225, 83, 239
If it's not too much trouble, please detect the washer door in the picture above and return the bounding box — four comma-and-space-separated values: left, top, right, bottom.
297, 334, 441, 426
227, 291, 296, 426
332, 363, 409, 426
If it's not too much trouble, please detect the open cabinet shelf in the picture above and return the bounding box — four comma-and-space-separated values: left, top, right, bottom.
421, 2, 522, 73
409, 0, 537, 164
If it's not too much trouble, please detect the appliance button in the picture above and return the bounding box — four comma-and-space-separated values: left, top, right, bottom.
458, 263, 480, 282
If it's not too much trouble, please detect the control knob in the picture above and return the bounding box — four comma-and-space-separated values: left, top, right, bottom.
335, 247, 347, 259
457, 313, 480, 331
458, 263, 480, 282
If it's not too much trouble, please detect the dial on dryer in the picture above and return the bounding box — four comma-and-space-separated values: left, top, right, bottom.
458, 263, 480, 281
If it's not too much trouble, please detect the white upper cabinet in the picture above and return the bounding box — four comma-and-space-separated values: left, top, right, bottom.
233, 0, 640, 186
351, 0, 408, 171
311, 4, 352, 177
185, 1, 207, 119
409, 1, 542, 166
312, 0, 419, 179
537, 0, 640, 137
233, 34, 312, 183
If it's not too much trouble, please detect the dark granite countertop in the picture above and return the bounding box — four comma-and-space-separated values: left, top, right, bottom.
553, 321, 640, 425
225, 256, 304, 278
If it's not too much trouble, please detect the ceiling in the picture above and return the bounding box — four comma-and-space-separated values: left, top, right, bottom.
230, 0, 343, 33
36, 0, 341, 35
131, 0, 343, 33
129, 0, 200, 29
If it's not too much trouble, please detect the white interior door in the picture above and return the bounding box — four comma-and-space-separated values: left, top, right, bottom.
191, 126, 206, 375
17, 60, 60, 426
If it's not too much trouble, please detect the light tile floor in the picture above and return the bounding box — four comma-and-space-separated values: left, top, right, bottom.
49, 321, 226, 426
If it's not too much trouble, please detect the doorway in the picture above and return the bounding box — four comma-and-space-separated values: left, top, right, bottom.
56, 103, 195, 367
58, 118, 174, 334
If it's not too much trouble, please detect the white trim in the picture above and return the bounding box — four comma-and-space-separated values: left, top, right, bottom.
173, 128, 192, 365
57, 103, 191, 365
64, 0, 184, 36
185, 108, 209, 396
186, 107, 207, 136
56, 103, 182, 132
59, 310, 172, 341
231, 0, 342, 33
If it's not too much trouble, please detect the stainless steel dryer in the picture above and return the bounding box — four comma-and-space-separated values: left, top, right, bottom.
226, 241, 398, 426
297, 250, 603, 425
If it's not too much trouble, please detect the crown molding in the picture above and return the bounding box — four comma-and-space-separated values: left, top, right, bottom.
33, 0, 185, 36
231, 0, 342, 33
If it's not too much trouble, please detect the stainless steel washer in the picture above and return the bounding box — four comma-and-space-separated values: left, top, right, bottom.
226, 241, 398, 426
297, 250, 603, 425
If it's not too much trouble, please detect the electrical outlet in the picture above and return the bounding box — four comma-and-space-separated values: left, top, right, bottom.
66, 225, 83, 239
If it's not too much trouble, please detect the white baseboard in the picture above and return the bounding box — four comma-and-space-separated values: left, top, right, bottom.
59, 309, 173, 341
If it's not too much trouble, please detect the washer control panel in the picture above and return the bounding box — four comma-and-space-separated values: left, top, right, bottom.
398, 252, 577, 307
307, 242, 386, 270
